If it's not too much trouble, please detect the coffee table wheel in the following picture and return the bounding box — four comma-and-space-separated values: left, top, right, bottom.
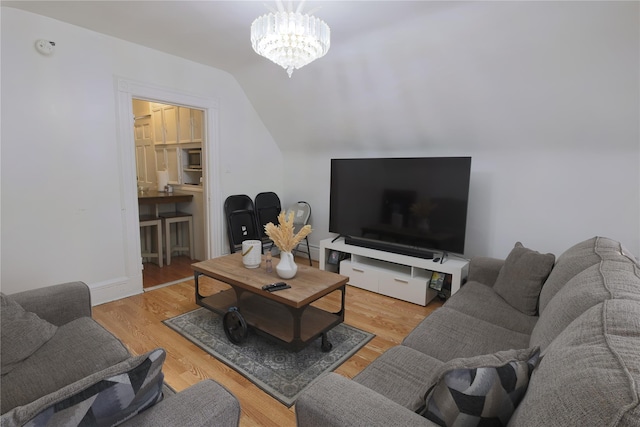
321, 333, 333, 352
223, 307, 248, 344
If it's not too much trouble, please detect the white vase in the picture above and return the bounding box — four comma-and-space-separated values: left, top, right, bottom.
276, 251, 298, 279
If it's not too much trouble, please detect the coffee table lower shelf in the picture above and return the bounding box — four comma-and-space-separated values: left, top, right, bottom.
198, 289, 342, 351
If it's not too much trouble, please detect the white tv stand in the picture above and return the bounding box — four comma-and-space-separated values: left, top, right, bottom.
319, 237, 469, 306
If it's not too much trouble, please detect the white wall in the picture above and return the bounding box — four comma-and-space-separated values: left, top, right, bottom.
282, 1, 640, 260
284, 146, 639, 261
1, 7, 283, 302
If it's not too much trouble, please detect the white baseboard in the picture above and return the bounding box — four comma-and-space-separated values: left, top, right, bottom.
89, 275, 142, 306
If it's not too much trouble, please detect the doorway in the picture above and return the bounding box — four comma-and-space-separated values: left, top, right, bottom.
116, 77, 224, 296
133, 99, 206, 289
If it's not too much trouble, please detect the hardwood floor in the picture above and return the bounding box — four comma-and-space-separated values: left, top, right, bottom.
94, 258, 443, 426
142, 256, 197, 288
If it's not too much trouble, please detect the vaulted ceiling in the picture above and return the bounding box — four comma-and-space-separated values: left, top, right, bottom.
4, 1, 636, 152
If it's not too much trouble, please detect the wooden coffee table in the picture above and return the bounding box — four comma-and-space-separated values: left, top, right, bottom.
192, 253, 348, 352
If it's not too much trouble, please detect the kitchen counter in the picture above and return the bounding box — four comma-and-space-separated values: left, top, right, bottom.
138, 190, 193, 217
138, 189, 193, 205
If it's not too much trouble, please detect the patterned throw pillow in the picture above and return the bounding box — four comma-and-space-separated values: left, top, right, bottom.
418, 347, 540, 427
4, 349, 166, 427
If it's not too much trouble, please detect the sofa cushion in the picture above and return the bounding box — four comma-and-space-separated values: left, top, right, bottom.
119, 380, 242, 427
353, 346, 444, 411
3, 349, 166, 427
418, 347, 540, 427
402, 308, 531, 361
0, 293, 58, 376
531, 259, 640, 351
444, 282, 538, 335
466, 257, 505, 287
510, 300, 640, 426
1, 317, 131, 414
538, 236, 629, 314
493, 242, 555, 315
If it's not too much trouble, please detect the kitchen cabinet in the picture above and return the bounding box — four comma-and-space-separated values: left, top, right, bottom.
154, 148, 164, 175
178, 107, 204, 144
152, 104, 178, 145
155, 146, 180, 185
152, 108, 163, 144
166, 146, 180, 184
134, 116, 156, 188
191, 109, 204, 143
178, 107, 191, 144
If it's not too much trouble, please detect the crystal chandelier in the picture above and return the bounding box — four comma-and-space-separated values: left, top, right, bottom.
250, 1, 330, 78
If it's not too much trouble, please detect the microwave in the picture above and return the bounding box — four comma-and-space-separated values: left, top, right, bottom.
187, 149, 202, 169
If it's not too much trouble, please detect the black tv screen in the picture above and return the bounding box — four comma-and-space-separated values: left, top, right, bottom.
329, 157, 472, 258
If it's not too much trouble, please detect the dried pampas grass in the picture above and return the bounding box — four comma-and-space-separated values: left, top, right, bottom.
264, 211, 312, 253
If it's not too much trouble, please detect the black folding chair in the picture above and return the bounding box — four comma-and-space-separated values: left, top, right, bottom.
223, 194, 262, 254
255, 192, 282, 251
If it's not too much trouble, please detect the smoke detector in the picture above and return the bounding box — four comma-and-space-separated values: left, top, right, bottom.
35, 39, 55, 55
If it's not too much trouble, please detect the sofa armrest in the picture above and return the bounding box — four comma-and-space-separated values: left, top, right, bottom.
467, 257, 505, 287
10, 282, 92, 326
295, 373, 437, 427
121, 380, 240, 427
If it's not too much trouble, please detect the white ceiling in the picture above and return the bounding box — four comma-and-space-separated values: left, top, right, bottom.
3, 1, 460, 73
3, 1, 636, 152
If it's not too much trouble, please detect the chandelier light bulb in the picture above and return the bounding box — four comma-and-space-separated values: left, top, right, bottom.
251, 11, 330, 78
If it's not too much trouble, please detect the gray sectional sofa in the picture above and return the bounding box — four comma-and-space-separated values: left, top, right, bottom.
296, 236, 640, 426
1, 282, 240, 427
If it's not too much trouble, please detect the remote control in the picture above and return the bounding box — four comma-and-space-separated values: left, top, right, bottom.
261, 282, 290, 292
262, 282, 284, 290
268, 284, 290, 292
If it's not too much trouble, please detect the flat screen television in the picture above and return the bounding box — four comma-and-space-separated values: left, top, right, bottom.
329, 157, 472, 258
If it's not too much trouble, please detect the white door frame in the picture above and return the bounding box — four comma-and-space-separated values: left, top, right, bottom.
115, 77, 223, 294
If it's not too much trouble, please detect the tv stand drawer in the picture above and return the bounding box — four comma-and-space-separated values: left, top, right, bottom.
339, 260, 378, 293
378, 272, 437, 306
339, 259, 436, 305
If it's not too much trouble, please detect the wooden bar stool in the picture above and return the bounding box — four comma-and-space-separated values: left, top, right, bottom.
159, 211, 194, 265
139, 215, 163, 267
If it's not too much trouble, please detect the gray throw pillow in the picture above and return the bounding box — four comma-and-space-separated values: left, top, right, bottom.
418, 347, 541, 427
0, 293, 58, 375
493, 242, 555, 315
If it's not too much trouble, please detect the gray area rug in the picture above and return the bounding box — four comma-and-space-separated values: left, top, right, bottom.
163, 307, 374, 407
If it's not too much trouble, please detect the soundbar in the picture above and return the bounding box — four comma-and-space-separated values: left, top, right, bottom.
345, 236, 435, 260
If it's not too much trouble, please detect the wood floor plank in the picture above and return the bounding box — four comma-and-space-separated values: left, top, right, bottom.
143, 255, 197, 288
93, 261, 442, 427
